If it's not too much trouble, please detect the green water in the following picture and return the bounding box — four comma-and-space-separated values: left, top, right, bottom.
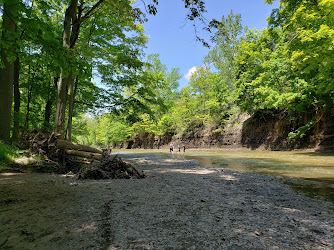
115, 149, 334, 204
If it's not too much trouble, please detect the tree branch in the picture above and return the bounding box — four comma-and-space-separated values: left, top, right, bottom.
79, 0, 105, 24
74, 100, 116, 109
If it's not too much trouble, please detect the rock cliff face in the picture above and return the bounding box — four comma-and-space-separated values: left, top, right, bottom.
241, 110, 315, 150
241, 109, 334, 151
115, 110, 334, 151
115, 133, 174, 149
317, 110, 334, 151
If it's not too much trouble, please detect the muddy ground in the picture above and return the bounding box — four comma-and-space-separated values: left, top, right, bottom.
1, 153, 334, 249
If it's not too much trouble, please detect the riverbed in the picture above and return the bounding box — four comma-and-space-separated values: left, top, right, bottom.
114, 149, 334, 204
1, 151, 334, 249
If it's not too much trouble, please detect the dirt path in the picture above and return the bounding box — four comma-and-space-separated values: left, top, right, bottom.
1, 153, 334, 249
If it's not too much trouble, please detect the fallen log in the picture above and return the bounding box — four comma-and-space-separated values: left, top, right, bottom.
65, 149, 103, 160
125, 161, 145, 178
71, 159, 97, 165
57, 140, 102, 154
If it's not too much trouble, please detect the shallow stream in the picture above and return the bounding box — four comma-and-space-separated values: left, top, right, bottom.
115, 149, 334, 204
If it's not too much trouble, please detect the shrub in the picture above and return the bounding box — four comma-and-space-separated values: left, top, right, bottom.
0, 141, 18, 163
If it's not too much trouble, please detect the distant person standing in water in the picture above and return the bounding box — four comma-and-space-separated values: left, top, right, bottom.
182, 145, 186, 152
170, 143, 174, 153
178, 145, 181, 153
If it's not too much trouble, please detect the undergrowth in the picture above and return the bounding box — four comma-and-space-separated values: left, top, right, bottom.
0, 141, 19, 171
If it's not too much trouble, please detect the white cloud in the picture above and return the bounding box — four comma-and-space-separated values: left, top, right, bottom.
184, 66, 197, 81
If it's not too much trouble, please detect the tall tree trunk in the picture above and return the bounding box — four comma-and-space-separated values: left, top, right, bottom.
55, 70, 74, 137
24, 83, 33, 129
44, 100, 52, 127
54, 0, 79, 139
12, 57, 20, 142
54, 0, 104, 139
0, 1, 18, 143
85, 135, 90, 146
66, 75, 78, 141
44, 76, 58, 128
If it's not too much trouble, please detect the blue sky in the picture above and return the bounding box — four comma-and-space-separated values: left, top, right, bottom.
141, 0, 280, 88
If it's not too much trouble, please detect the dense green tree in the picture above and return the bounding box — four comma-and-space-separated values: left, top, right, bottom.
126, 54, 181, 135
167, 65, 228, 135
265, 0, 334, 110
234, 28, 310, 113
1, 0, 63, 142
201, 10, 244, 128
205, 10, 243, 91
0, 0, 20, 143
70, 54, 181, 145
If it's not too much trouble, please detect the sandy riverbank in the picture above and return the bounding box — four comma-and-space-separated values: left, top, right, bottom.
1, 153, 334, 249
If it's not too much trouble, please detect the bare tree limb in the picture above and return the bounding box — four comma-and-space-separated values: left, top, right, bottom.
79, 0, 105, 24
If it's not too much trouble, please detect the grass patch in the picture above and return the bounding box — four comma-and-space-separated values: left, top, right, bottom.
0, 141, 19, 171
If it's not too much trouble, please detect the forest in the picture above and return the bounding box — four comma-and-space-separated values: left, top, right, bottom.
0, 0, 333, 151
1, 1, 334, 248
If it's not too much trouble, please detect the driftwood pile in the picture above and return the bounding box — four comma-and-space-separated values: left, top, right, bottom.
21, 129, 65, 171
20, 129, 145, 179
78, 155, 144, 180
